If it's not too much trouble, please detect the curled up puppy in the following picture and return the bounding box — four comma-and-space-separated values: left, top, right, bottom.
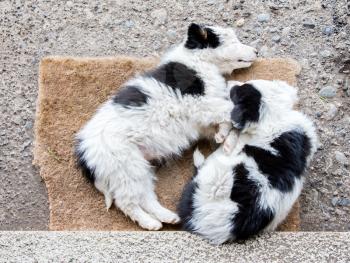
178, 80, 318, 244
75, 23, 257, 230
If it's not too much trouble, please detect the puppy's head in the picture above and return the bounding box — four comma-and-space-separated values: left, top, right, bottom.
184, 23, 257, 74
229, 80, 298, 132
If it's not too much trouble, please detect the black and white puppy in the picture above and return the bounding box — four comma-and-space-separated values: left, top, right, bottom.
178, 80, 318, 244
75, 23, 257, 230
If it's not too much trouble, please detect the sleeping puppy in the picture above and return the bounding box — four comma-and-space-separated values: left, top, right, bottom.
178, 80, 318, 244
75, 23, 257, 230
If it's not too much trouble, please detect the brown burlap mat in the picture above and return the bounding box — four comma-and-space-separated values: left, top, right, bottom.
34, 56, 301, 231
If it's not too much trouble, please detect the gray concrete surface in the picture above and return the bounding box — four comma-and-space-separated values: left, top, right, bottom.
0, 1, 349, 230
0, 232, 349, 262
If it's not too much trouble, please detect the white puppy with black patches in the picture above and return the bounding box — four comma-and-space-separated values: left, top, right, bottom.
75, 23, 257, 230
178, 80, 318, 244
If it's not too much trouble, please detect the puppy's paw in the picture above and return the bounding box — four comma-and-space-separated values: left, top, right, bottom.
161, 213, 180, 225
209, 172, 233, 200
215, 132, 226, 144
155, 209, 180, 224
222, 131, 238, 155
223, 140, 235, 155
139, 218, 163, 231
212, 185, 232, 199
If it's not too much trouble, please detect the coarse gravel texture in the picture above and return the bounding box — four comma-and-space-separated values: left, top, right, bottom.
0, 0, 349, 231
0, 231, 349, 262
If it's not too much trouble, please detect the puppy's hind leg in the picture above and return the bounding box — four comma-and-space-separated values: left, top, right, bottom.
110, 150, 163, 230
141, 190, 180, 225
115, 200, 163, 230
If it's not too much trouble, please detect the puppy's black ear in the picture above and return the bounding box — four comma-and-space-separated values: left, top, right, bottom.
229, 83, 262, 130
185, 23, 207, 49
230, 85, 241, 103
185, 23, 220, 49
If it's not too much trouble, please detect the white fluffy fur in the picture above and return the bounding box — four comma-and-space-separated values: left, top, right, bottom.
188, 80, 318, 244
76, 25, 257, 230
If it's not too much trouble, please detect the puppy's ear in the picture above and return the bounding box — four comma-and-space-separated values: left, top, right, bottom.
230, 85, 241, 103
185, 23, 220, 49
229, 83, 262, 130
185, 23, 208, 49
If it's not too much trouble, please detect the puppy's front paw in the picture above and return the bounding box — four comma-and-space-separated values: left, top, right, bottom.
215, 132, 226, 144
223, 140, 234, 155
222, 131, 238, 155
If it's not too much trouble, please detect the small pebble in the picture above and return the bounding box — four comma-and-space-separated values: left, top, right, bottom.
272, 35, 281, 43
324, 213, 331, 221
259, 45, 269, 57
335, 208, 345, 216
319, 86, 337, 98
24, 120, 33, 131
12, 116, 21, 125
282, 27, 290, 36
334, 151, 349, 166
166, 29, 177, 40
255, 27, 263, 35
320, 50, 332, 58
269, 3, 279, 11
338, 198, 350, 206
331, 197, 338, 206
303, 20, 316, 28
124, 20, 134, 28
269, 27, 278, 33
151, 8, 168, 25
235, 18, 245, 27
325, 103, 338, 120
337, 79, 344, 85
257, 13, 270, 23
331, 168, 342, 176
340, 60, 350, 74
322, 26, 334, 36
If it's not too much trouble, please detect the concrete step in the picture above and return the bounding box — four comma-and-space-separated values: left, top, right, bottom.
0, 232, 349, 262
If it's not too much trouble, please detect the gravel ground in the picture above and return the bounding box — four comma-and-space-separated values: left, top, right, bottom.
0, 0, 349, 230
1, 232, 350, 262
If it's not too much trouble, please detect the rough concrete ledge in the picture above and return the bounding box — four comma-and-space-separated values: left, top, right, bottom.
0, 232, 349, 262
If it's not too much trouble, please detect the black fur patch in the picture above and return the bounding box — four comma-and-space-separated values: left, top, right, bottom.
148, 62, 205, 96
185, 23, 220, 49
75, 143, 95, 183
243, 130, 311, 192
113, 85, 149, 107
230, 163, 274, 240
177, 168, 199, 232
230, 84, 262, 130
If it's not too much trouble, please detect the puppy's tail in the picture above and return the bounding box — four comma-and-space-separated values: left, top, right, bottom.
95, 180, 113, 210
193, 148, 205, 168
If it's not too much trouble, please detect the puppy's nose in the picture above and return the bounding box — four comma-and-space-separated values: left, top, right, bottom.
254, 48, 258, 56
